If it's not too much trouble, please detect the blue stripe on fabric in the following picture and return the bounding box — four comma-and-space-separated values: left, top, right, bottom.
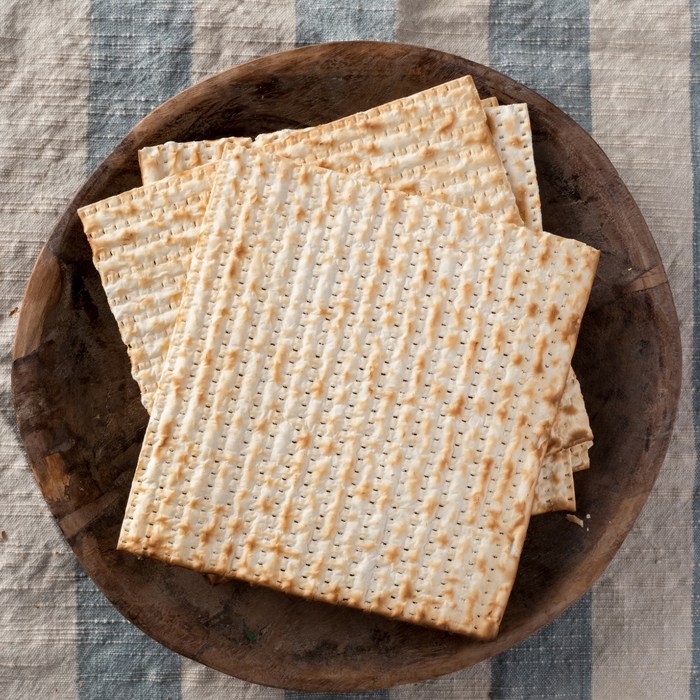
295, 0, 395, 46
490, 591, 592, 699
80, 1, 192, 698
87, 0, 193, 171
488, 2, 592, 698
76, 563, 182, 699
488, 0, 592, 134
287, 692, 389, 700
690, 1, 700, 697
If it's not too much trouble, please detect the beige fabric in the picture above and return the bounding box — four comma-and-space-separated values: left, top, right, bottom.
395, 0, 491, 67
192, 0, 295, 84
0, 1, 89, 697
589, 1, 695, 695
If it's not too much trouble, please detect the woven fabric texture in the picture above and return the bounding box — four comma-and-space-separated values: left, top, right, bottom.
0, 0, 694, 697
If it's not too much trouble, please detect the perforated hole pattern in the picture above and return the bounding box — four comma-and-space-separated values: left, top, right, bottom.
118, 145, 598, 639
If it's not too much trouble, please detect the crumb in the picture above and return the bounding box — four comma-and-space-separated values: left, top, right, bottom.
566, 514, 584, 527
586, 514, 591, 519
8, 307, 18, 317
1, 531, 6, 539
32, 207, 38, 213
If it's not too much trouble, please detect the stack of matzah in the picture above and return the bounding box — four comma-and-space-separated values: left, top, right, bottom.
78, 75, 598, 640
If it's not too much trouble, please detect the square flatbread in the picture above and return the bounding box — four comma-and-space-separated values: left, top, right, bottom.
142, 76, 523, 226
78, 163, 217, 408
78, 157, 581, 517
118, 145, 598, 639
571, 440, 592, 472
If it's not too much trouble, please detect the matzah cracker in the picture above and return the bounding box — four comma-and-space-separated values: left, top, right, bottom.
250, 76, 524, 226
484, 103, 542, 232
95, 75, 525, 411
138, 99, 586, 451
139, 98, 501, 185
137, 99, 591, 459
571, 440, 592, 472
78, 163, 217, 411
96, 80, 588, 514
531, 449, 576, 514
118, 145, 599, 639
138, 136, 251, 188
546, 369, 593, 455
82, 160, 578, 517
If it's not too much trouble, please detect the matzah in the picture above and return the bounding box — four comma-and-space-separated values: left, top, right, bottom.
78, 163, 217, 411
571, 440, 592, 472
139, 97, 502, 185
139, 136, 251, 186
79, 160, 579, 516
484, 103, 542, 232
233, 76, 525, 226
86, 79, 589, 517
137, 101, 591, 463
118, 144, 599, 639
546, 368, 593, 455
531, 449, 576, 513
88, 75, 524, 413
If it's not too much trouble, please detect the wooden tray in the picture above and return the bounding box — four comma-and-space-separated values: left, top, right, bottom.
11, 42, 681, 691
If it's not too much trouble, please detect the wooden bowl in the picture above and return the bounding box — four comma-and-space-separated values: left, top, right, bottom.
11, 41, 681, 691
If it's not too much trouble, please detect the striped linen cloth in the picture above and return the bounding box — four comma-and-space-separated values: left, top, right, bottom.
0, 0, 694, 697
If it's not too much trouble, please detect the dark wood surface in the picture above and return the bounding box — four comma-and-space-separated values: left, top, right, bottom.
11, 42, 681, 691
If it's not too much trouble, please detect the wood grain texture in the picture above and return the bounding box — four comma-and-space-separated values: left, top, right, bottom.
10, 42, 681, 691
